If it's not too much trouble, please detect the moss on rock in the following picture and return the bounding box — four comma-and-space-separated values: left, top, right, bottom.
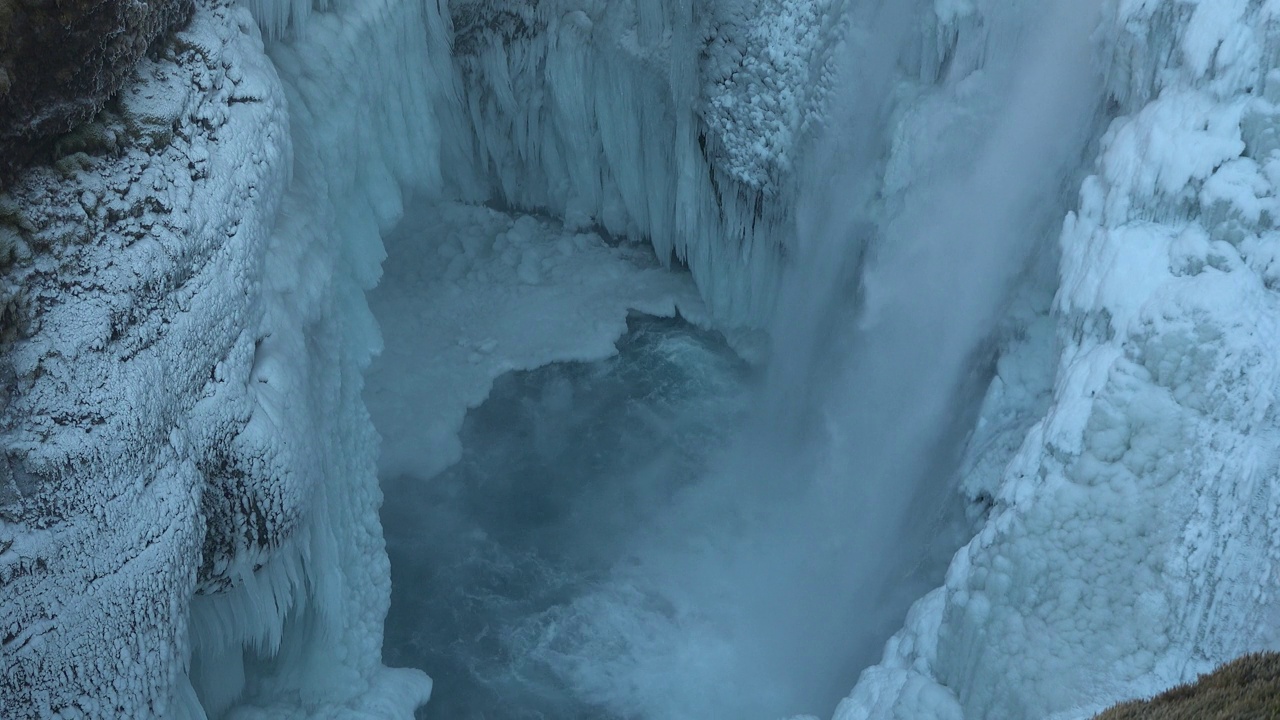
0, 0, 194, 186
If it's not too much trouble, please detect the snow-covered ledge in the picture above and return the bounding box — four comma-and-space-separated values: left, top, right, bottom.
4, 0, 1279, 717
0, 0, 439, 715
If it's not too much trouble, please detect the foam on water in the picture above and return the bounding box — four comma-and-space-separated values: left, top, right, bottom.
374, 1, 1107, 718
381, 313, 753, 719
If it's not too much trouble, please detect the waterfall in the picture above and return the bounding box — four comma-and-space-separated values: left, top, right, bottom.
524, 1, 1111, 718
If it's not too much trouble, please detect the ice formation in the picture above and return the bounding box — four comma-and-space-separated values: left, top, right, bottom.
366, 201, 707, 483
838, 1, 1280, 719
0, 0, 446, 716
2, 0, 1280, 717
449, 0, 845, 325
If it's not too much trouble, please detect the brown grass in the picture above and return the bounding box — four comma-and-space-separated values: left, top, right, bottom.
1095, 652, 1280, 719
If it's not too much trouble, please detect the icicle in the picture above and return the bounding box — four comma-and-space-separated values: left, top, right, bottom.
239, 0, 325, 39
178, 0, 455, 715
451, 0, 845, 325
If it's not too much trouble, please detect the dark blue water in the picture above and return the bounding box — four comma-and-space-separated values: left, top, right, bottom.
382, 313, 753, 720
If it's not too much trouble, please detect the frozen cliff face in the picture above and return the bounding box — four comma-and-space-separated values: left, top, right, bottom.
449, 0, 846, 325
0, 0, 195, 184
838, 1, 1280, 718
0, 2, 290, 713
0, 0, 439, 716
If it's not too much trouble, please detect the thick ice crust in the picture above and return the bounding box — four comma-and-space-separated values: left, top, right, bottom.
840, 1, 1280, 717
0, 0, 437, 716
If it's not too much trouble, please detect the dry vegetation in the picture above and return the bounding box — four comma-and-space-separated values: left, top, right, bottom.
1095, 652, 1280, 719
0, 0, 193, 185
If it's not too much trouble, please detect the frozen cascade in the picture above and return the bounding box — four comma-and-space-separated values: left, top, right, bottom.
372, 0, 1108, 718
4, 0, 1280, 717
842, 2, 1280, 719
182, 0, 463, 715
449, 0, 846, 326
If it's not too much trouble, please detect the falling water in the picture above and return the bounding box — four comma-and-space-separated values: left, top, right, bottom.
382, 0, 1109, 717
519, 1, 1110, 718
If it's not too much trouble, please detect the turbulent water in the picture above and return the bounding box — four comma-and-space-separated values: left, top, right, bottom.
379, 1, 1107, 718
381, 313, 754, 719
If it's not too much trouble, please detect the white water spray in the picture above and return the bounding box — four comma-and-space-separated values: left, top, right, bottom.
519, 1, 1110, 718
380, 1, 1110, 718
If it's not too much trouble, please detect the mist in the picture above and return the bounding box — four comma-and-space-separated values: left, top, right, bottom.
381, 0, 1108, 718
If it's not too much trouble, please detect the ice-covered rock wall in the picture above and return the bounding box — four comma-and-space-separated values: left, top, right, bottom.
450, 0, 845, 324
185, 0, 458, 716
2, 3, 294, 714
839, 1, 1280, 718
0, 0, 195, 183
4, 0, 1280, 716
1, 0, 450, 715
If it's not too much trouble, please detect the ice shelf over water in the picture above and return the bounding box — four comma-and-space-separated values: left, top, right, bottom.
365, 200, 706, 484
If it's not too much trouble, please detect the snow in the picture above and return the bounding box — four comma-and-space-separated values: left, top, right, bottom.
450, 0, 848, 325
701, 0, 845, 189
840, 1, 1280, 718
365, 200, 706, 483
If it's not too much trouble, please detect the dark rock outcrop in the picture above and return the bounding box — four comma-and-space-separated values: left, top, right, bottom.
0, 0, 194, 185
